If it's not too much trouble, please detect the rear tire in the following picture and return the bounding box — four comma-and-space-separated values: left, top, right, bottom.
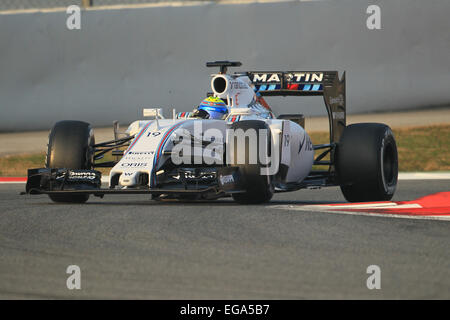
46, 120, 95, 203
336, 123, 398, 202
229, 120, 274, 204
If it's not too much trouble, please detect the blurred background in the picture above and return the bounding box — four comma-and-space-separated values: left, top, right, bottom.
0, 0, 190, 10
0, 0, 449, 131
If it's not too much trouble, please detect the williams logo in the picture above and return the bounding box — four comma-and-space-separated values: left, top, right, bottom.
219, 174, 235, 185
67, 171, 98, 181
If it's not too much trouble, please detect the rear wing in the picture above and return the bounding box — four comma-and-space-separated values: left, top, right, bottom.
243, 70, 346, 144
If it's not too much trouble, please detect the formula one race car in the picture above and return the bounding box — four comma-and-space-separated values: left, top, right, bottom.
25, 61, 398, 204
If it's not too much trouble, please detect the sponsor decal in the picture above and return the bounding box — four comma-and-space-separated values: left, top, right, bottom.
285, 72, 323, 83
67, 171, 97, 180
230, 81, 248, 90
283, 134, 290, 147
124, 150, 155, 161
121, 163, 147, 167
329, 94, 344, 106
173, 172, 215, 180
299, 135, 313, 153
125, 157, 154, 161
250, 72, 324, 84
252, 73, 282, 83
305, 136, 313, 151
332, 112, 345, 120
220, 174, 235, 185
127, 151, 155, 155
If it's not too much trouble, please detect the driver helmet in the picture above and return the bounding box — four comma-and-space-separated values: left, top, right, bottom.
197, 96, 228, 119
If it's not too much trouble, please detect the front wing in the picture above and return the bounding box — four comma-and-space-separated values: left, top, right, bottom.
24, 167, 246, 198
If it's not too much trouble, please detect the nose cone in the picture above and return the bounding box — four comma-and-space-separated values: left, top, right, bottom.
119, 172, 140, 187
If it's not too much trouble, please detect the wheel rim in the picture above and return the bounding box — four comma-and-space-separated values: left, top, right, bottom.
383, 143, 395, 186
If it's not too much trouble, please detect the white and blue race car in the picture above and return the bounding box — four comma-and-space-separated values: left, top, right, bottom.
25, 61, 398, 204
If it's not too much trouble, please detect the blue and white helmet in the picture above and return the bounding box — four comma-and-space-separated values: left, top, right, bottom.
198, 97, 228, 119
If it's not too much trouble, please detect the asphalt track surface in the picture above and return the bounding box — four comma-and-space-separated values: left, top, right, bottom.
0, 180, 449, 299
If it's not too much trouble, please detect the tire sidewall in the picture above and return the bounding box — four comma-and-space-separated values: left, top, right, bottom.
47, 120, 94, 170
378, 127, 398, 197
46, 120, 94, 203
228, 120, 274, 204
337, 123, 398, 202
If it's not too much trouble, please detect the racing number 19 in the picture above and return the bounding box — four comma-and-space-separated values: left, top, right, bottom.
147, 131, 161, 137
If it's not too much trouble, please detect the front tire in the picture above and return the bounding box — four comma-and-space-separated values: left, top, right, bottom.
336, 123, 398, 202
229, 120, 274, 204
46, 120, 95, 203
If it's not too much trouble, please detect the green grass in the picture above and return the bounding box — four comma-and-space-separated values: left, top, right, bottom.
0, 153, 46, 176
393, 124, 450, 171
0, 124, 449, 176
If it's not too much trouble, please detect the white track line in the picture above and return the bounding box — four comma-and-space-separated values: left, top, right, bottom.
0, 181, 27, 184
271, 205, 450, 221
399, 172, 450, 180
316, 203, 422, 209
315, 202, 394, 209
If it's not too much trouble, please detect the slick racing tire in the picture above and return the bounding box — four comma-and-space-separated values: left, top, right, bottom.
46, 120, 95, 203
336, 123, 398, 202
229, 120, 274, 204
